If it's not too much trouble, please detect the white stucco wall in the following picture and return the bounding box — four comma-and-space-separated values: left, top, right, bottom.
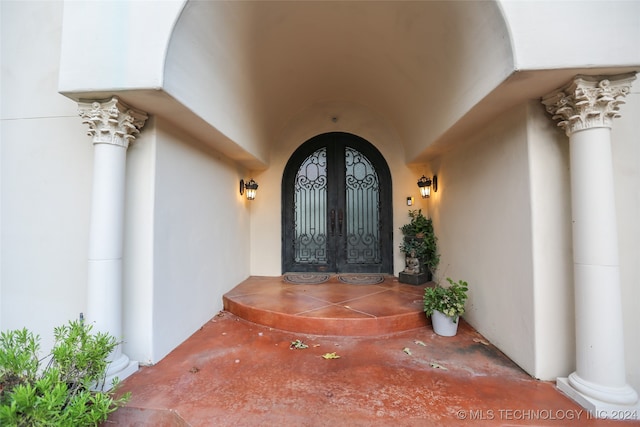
429, 105, 537, 375
402, 0, 513, 160
527, 101, 574, 380
122, 118, 157, 364
611, 86, 640, 394
500, 0, 640, 71
1, 1, 92, 349
164, 1, 270, 166
58, 0, 184, 93
150, 119, 251, 362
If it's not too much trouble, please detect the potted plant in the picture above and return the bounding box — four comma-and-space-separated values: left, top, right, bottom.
423, 278, 469, 336
398, 210, 439, 284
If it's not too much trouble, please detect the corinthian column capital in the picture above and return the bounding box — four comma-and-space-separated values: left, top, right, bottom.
542, 73, 636, 137
78, 97, 148, 148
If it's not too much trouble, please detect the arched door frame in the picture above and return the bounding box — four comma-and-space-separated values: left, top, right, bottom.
281, 132, 393, 274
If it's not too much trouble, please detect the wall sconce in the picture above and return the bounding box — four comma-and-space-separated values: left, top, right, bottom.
417, 175, 438, 198
240, 179, 259, 200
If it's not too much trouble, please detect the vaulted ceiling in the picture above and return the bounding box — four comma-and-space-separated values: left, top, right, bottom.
164, 1, 513, 166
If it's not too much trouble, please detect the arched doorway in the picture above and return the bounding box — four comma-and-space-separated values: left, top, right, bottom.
282, 132, 393, 274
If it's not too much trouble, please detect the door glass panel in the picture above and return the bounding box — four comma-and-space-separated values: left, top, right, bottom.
294, 147, 327, 264
344, 146, 380, 264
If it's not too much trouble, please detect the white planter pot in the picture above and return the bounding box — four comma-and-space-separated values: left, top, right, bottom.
431, 310, 459, 336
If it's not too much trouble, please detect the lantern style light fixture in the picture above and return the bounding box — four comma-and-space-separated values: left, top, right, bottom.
417, 175, 432, 198
240, 178, 259, 200
417, 175, 438, 198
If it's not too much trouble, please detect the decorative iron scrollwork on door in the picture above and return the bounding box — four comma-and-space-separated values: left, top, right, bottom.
293, 147, 327, 264
283, 132, 392, 274
344, 146, 381, 265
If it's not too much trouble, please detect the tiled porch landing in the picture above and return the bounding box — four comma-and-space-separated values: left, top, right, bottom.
222, 275, 429, 336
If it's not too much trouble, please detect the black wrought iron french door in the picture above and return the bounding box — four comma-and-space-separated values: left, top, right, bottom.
282, 132, 392, 273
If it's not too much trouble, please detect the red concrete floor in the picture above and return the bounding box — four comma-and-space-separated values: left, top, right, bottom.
107, 276, 639, 426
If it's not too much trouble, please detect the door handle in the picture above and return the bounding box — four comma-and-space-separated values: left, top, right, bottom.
338, 209, 343, 236
330, 209, 336, 236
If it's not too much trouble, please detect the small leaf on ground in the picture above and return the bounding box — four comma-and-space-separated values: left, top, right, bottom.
402, 347, 412, 355
413, 340, 426, 346
322, 352, 341, 359
189, 366, 200, 374
430, 362, 448, 370
290, 339, 309, 350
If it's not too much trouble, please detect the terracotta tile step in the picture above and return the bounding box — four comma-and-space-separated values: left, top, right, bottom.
223, 275, 431, 336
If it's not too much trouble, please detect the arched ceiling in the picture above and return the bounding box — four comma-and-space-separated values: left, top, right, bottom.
164, 0, 514, 167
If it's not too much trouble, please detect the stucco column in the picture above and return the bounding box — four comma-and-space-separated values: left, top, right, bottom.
78, 97, 148, 387
542, 74, 639, 418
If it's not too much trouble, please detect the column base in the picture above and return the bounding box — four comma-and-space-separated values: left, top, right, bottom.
103, 360, 139, 391
99, 355, 139, 392
557, 377, 640, 420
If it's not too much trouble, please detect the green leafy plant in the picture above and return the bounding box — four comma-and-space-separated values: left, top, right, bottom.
423, 278, 469, 322
399, 209, 439, 273
0, 320, 130, 426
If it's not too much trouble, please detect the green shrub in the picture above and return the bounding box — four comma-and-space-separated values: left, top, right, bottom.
399, 209, 440, 273
0, 320, 130, 426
